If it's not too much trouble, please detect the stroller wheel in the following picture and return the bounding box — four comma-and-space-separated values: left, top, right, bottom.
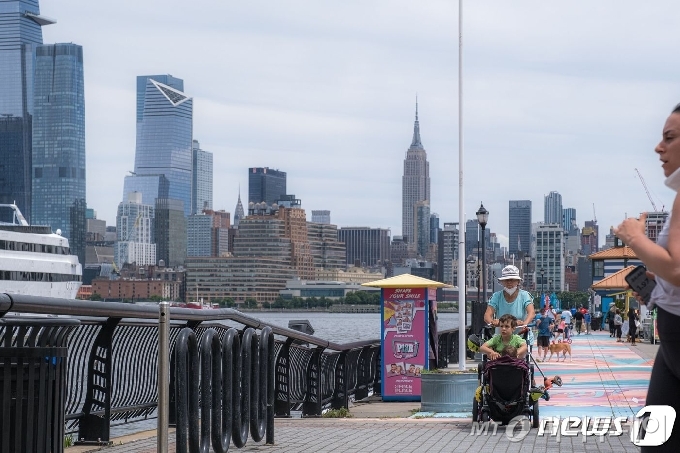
481, 411, 490, 422
472, 398, 479, 422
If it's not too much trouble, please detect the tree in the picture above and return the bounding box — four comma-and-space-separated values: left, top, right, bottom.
244, 298, 258, 309
90, 293, 102, 301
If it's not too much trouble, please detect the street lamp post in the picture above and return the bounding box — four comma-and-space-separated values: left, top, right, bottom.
472, 203, 489, 336
524, 254, 531, 290
540, 268, 545, 299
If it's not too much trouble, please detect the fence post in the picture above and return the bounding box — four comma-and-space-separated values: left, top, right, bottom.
158, 302, 170, 453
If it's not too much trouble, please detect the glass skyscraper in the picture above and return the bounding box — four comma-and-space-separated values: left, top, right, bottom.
191, 139, 212, 214
31, 43, 86, 249
248, 167, 286, 206
544, 191, 563, 225
509, 200, 532, 257
0, 0, 54, 221
133, 75, 193, 216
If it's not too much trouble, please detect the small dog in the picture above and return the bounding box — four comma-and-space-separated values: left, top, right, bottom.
547, 341, 572, 362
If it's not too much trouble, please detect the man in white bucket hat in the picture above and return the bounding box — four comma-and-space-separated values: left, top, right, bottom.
484, 265, 535, 330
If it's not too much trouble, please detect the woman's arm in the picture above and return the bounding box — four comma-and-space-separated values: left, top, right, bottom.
484, 305, 498, 326
522, 303, 535, 326
615, 195, 680, 286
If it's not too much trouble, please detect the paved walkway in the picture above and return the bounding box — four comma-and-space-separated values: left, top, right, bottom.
68, 331, 656, 452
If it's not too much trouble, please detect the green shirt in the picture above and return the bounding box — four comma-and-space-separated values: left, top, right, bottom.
486, 334, 526, 353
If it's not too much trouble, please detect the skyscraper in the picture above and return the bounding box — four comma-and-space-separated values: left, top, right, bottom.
132, 75, 193, 216
32, 43, 86, 248
402, 101, 430, 244
114, 192, 156, 267
233, 188, 245, 227
0, 0, 55, 221
438, 222, 459, 286
311, 210, 331, 225
429, 213, 439, 244
338, 227, 391, 267
414, 200, 430, 257
248, 167, 286, 206
562, 208, 576, 232
509, 200, 531, 257
544, 191, 563, 225
191, 140, 212, 214
155, 198, 186, 267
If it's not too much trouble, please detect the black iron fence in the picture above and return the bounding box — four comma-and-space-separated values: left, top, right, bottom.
0, 294, 466, 447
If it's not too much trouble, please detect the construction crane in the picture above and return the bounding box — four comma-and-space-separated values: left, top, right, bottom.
635, 168, 660, 212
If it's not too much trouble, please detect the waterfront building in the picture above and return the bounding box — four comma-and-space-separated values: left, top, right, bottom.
508, 200, 531, 258
338, 227, 391, 267
535, 224, 565, 292
401, 102, 430, 245
132, 75, 192, 216
307, 221, 346, 269
114, 192, 155, 268
248, 167, 286, 206
191, 140, 212, 214
393, 258, 436, 280
31, 43, 86, 262
314, 267, 383, 283
280, 279, 379, 300
154, 198, 186, 267
0, 0, 55, 222
92, 278, 180, 302
544, 191, 563, 225
311, 210, 331, 225
437, 222, 459, 286
185, 256, 295, 304
563, 207, 576, 233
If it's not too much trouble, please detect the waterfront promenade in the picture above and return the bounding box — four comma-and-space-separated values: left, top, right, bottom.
68, 331, 655, 452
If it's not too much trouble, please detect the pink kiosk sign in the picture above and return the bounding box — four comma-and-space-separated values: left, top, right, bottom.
381, 287, 429, 401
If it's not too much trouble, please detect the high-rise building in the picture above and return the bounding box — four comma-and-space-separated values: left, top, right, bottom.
414, 200, 430, 257
509, 200, 531, 258
191, 139, 212, 214
154, 198, 186, 267
465, 219, 479, 258
311, 210, 331, 225
338, 227, 391, 267
114, 192, 156, 267
535, 224, 565, 293
0, 1, 55, 221
429, 213, 439, 244
645, 211, 669, 243
248, 167, 286, 206
401, 101, 430, 244
187, 214, 212, 257
233, 188, 245, 227
32, 43, 86, 256
438, 222, 459, 286
582, 220, 599, 255
132, 75, 193, 216
307, 221, 346, 269
544, 191, 563, 225
562, 208, 576, 232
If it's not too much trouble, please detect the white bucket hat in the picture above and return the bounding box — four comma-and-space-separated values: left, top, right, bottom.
498, 265, 522, 281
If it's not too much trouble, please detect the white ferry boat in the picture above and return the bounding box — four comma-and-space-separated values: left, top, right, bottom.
0, 204, 82, 299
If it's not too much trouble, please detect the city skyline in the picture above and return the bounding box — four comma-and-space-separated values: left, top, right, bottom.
36, 1, 680, 247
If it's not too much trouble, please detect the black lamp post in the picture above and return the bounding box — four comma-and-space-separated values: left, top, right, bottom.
540, 268, 545, 297
524, 254, 531, 289
472, 203, 489, 336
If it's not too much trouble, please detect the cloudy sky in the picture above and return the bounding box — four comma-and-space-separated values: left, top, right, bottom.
40, 0, 680, 248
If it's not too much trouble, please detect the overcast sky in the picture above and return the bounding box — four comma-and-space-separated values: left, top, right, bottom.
40, 0, 680, 248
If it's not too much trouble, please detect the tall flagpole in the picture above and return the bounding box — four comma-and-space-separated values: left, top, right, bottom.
457, 0, 466, 370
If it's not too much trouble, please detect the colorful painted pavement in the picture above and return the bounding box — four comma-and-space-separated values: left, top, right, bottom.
414, 330, 654, 419
536, 330, 653, 418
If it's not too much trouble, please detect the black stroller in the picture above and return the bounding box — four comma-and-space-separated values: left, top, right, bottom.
468, 324, 557, 428
474, 355, 539, 427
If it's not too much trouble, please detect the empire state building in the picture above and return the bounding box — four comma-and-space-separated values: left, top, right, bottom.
402, 102, 430, 244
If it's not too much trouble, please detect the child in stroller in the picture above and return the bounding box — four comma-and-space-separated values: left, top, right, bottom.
471, 314, 562, 428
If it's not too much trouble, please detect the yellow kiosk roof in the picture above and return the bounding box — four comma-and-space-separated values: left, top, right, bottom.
361, 274, 452, 288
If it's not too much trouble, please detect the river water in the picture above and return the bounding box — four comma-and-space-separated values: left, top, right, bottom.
238, 311, 469, 343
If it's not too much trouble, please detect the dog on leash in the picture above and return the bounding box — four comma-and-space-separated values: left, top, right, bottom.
547, 340, 572, 362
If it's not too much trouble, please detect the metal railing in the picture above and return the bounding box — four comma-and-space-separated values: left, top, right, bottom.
0, 293, 465, 446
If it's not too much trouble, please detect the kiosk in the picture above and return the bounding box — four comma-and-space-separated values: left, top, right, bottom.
362, 274, 451, 402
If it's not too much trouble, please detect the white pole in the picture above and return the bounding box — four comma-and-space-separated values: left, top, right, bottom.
457, 0, 466, 370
